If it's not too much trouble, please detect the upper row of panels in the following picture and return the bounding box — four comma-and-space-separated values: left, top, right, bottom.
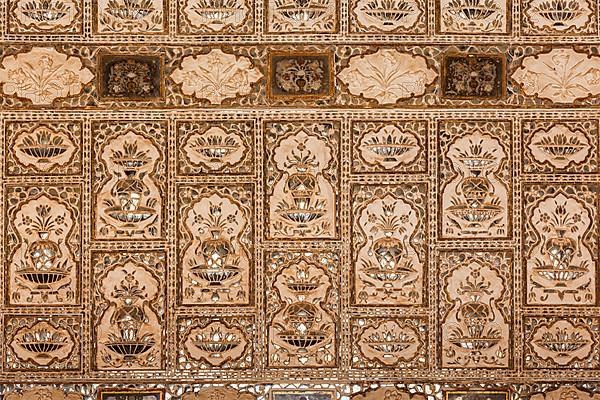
2, 0, 600, 37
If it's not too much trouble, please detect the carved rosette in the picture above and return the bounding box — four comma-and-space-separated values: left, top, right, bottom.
266, 251, 339, 367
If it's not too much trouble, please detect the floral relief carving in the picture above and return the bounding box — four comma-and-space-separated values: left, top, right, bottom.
523, 184, 598, 306
266, 251, 339, 367
182, 388, 256, 400
93, 251, 166, 370
10, 0, 82, 33
178, 185, 253, 305
171, 49, 263, 105
531, 386, 600, 400
351, 0, 424, 33
439, 0, 509, 33
523, 0, 596, 34
523, 121, 597, 173
266, 0, 337, 33
524, 316, 599, 369
439, 120, 511, 239
178, 316, 254, 369
352, 317, 427, 369
353, 120, 427, 173
93, 122, 166, 240
265, 121, 339, 239
352, 388, 426, 400
338, 49, 437, 105
5, 315, 81, 371
182, 0, 250, 32
5, 388, 82, 400
439, 251, 512, 368
6, 185, 81, 306
97, 0, 165, 33
512, 48, 600, 104
0, 47, 93, 105
352, 184, 427, 306
5, 120, 82, 176
177, 120, 255, 175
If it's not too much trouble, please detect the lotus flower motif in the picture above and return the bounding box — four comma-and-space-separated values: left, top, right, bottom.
338, 49, 437, 104
171, 49, 263, 105
528, 124, 590, 169
354, 0, 421, 31
184, 0, 249, 31
358, 320, 422, 365
184, 321, 248, 366
14, 0, 79, 30
11, 321, 75, 366
527, 0, 592, 31
531, 320, 594, 365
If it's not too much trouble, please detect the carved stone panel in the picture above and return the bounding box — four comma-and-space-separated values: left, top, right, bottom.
351, 183, 428, 306
265, 250, 339, 368
177, 315, 254, 369
5, 120, 82, 176
438, 119, 512, 240
92, 251, 166, 371
524, 316, 600, 369
5, 184, 81, 306
92, 121, 167, 240
438, 250, 512, 369
178, 184, 254, 305
4, 315, 81, 371
522, 183, 598, 306
264, 120, 340, 240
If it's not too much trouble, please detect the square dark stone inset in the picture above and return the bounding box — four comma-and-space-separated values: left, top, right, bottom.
98, 54, 163, 101
268, 52, 334, 99
99, 390, 163, 400
442, 54, 505, 99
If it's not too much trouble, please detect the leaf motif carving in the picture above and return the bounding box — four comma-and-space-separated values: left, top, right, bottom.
338, 49, 437, 104
171, 49, 263, 105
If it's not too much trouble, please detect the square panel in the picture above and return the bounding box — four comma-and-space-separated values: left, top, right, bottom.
521, 0, 598, 35
6, 0, 83, 34
4, 119, 83, 176
177, 0, 254, 34
441, 53, 506, 100
436, 0, 511, 34
267, 52, 334, 100
265, 0, 339, 33
97, 53, 164, 101
176, 119, 256, 176
348, 0, 427, 34
94, 0, 168, 34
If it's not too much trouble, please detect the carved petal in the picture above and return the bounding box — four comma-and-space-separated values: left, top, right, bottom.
338, 49, 437, 104
171, 49, 263, 105
0, 47, 93, 105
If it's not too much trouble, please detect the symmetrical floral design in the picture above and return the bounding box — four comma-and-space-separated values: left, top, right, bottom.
6, 185, 81, 306
531, 386, 600, 400
92, 251, 165, 370
523, 184, 597, 306
5, 316, 80, 371
338, 49, 437, 105
269, 53, 333, 99
524, 316, 599, 369
512, 48, 600, 104
178, 317, 253, 369
523, 120, 597, 173
267, 0, 337, 33
265, 121, 339, 239
93, 121, 166, 240
352, 388, 425, 400
5, 120, 81, 176
439, 120, 511, 239
351, 0, 425, 33
181, 0, 250, 33
177, 120, 255, 175
266, 251, 338, 367
353, 121, 426, 172
97, 0, 165, 33
0, 47, 93, 105
523, 0, 596, 34
171, 49, 263, 105
99, 54, 163, 100
442, 54, 504, 99
439, 0, 509, 33
352, 317, 427, 368
9, 0, 82, 33
182, 388, 256, 400
178, 185, 253, 305
439, 251, 512, 368
5, 388, 82, 400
